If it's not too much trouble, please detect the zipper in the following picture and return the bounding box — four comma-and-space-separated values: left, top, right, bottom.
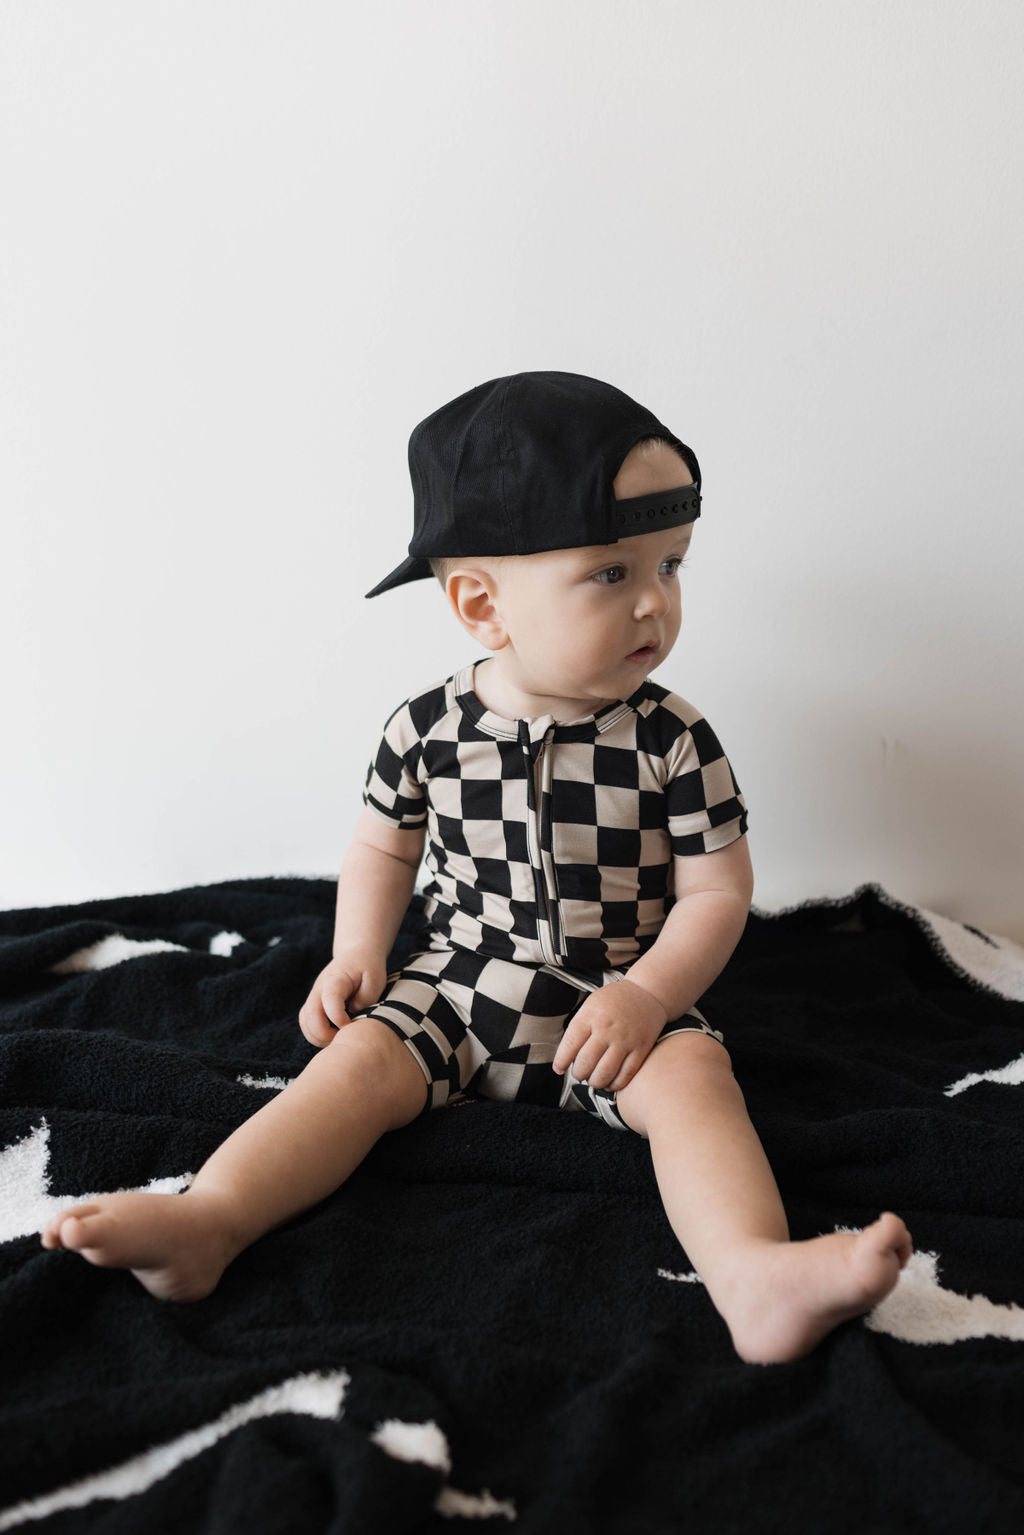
519, 720, 560, 967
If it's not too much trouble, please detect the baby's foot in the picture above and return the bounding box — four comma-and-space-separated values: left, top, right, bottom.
713, 1212, 913, 1364
40, 1190, 240, 1302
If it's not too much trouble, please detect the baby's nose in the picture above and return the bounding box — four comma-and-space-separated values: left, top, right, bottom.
634, 579, 670, 618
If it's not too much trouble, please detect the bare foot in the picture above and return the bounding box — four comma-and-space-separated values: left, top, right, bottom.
711, 1212, 913, 1364
40, 1190, 241, 1302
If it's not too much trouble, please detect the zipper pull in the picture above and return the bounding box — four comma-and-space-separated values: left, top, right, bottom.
515, 721, 549, 764
518, 717, 553, 763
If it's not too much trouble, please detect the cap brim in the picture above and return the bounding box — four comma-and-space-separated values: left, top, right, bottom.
364, 555, 435, 599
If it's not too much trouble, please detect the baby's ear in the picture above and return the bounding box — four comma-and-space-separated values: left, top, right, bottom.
444, 569, 509, 651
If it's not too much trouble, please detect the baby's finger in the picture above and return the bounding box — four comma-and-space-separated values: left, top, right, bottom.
319, 976, 356, 1029
568, 1036, 611, 1085
553, 1019, 589, 1076
610, 1051, 643, 1093
586, 1047, 626, 1092
298, 1001, 337, 1048
348, 969, 385, 1014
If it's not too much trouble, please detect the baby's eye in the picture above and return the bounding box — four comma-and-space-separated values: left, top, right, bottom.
593, 565, 627, 585
659, 557, 686, 576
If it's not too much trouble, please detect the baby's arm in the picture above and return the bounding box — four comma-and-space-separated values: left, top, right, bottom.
552, 836, 754, 1092
299, 807, 425, 1046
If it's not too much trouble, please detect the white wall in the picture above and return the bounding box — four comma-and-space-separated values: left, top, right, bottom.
3, 0, 1022, 938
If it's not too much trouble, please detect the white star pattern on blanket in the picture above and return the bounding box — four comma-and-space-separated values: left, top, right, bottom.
4, 1119, 1022, 1352
0, 1371, 516, 1530
2, 882, 1023, 1527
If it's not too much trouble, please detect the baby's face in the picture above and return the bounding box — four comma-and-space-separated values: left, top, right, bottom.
445, 440, 696, 713
490, 518, 693, 708
493, 439, 695, 707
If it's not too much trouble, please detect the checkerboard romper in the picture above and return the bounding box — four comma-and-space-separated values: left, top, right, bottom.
360, 663, 748, 1131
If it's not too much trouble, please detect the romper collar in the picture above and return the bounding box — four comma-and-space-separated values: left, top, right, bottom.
451, 662, 649, 742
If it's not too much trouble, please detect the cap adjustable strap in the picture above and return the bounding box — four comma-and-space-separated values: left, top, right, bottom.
612, 484, 701, 531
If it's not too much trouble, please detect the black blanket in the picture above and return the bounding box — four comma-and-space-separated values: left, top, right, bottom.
2, 879, 1024, 1533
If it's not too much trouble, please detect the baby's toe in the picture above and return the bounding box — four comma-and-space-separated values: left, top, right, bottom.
53, 1205, 109, 1254
872, 1211, 912, 1261
41, 1203, 100, 1250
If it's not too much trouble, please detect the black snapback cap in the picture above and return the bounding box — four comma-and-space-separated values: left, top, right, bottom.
366, 370, 701, 598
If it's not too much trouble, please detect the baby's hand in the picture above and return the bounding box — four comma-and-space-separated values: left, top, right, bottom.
552, 979, 669, 1093
298, 952, 387, 1047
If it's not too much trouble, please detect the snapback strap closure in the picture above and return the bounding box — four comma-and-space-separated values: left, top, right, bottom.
612, 484, 702, 533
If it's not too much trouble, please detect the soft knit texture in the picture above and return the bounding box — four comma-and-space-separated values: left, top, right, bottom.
1, 879, 1023, 1532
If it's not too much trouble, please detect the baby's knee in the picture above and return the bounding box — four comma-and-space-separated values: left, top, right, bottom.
648, 1028, 733, 1078
617, 1030, 735, 1135
317, 1017, 428, 1120
323, 1015, 393, 1061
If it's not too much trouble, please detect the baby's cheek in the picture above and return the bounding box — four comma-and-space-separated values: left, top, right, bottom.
562, 623, 609, 670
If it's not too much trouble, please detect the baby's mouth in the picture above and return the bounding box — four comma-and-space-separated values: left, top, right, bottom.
625, 643, 658, 664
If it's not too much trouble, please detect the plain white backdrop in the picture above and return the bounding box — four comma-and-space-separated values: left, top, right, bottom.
2, 1, 1022, 937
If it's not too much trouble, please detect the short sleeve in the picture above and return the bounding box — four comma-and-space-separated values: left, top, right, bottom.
660, 709, 748, 857
362, 698, 428, 830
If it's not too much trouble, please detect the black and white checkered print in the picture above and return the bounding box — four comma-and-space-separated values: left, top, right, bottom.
358, 936, 723, 1130
359, 663, 745, 1132
363, 663, 748, 976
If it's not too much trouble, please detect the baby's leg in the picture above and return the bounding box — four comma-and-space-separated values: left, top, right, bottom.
615, 1033, 912, 1364
40, 1019, 428, 1301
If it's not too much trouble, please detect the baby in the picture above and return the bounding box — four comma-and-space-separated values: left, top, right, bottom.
43, 370, 911, 1363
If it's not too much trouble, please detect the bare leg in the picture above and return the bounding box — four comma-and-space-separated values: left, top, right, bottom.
615, 1032, 912, 1364
40, 1020, 428, 1301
